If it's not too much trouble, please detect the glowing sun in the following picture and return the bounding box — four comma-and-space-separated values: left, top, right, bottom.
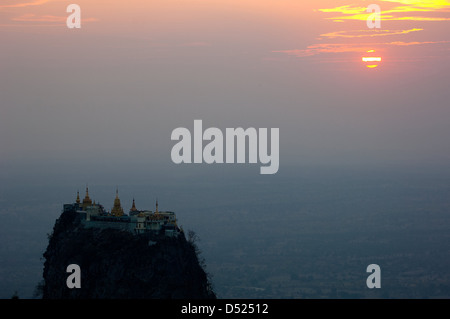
362, 50, 382, 68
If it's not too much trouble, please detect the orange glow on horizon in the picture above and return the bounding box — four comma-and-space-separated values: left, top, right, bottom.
366, 65, 379, 68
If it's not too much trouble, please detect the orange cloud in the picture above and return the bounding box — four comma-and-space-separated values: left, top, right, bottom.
319, 5, 367, 14
0, 0, 51, 8
319, 0, 450, 22
385, 40, 450, 45
273, 40, 449, 58
379, 0, 450, 9
12, 13, 64, 22
11, 13, 97, 23
320, 28, 424, 39
326, 14, 450, 22
273, 44, 375, 58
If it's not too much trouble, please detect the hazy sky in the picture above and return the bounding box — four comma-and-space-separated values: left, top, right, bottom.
1, 0, 450, 178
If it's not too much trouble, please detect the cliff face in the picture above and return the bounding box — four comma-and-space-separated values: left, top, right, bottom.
42, 210, 215, 299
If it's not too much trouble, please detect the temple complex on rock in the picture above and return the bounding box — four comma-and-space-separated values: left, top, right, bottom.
63, 187, 181, 237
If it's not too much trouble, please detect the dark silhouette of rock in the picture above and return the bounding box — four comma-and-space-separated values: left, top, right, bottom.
42, 210, 215, 299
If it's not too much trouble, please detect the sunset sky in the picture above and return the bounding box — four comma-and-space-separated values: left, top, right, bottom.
1, 0, 450, 177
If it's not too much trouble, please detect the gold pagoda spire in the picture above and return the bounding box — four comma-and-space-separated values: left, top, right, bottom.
130, 197, 138, 212
111, 187, 124, 217
76, 190, 80, 204
82, 186, 92, 210
155, 199, 159, 214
